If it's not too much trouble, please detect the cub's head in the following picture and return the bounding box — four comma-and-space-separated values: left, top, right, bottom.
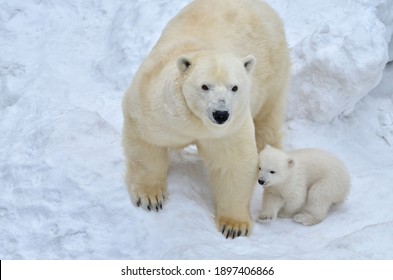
258, 145, 294, 188
177, 51, 255, 129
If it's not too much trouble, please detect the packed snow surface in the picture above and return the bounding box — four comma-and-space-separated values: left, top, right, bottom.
1, 0, 392, 259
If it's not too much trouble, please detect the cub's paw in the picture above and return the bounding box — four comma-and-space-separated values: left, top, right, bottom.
130, 186, 166, 212
257, 212, 276, 223
217, 216, 252, 239
293, 212, 321, 226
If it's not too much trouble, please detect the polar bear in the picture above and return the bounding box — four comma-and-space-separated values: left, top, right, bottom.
257, 145, 350, 225
122, 0, 290, 238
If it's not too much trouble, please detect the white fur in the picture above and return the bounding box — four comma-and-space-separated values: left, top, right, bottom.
122, 0, 290, 238
257, 145, 350, 225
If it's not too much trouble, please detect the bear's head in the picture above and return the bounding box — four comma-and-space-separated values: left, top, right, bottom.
258, 145, 294, 188
177, 51, 255, 130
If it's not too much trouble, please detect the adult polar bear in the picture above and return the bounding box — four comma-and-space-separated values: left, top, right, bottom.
122, 0, 290, 238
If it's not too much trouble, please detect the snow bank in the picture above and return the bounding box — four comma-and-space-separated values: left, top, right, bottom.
267, 0, 393, 123
376, 0, 393, 61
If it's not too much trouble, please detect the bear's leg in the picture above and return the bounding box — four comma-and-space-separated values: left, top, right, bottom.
123, 120, 168, 212
257, 189, 284, 223
293, 182, 331, 226
253, 102, 285, 151
198, 115, 258, 238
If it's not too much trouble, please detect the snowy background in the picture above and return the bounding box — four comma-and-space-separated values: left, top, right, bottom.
1, 0, 392, 259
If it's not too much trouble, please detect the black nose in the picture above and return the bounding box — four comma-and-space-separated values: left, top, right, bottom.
258, 179, 265, 185
212, 110, 229, 124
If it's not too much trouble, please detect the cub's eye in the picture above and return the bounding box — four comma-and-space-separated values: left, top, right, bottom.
270, 170, 276, 174
201, 84, 209, 91
258, 167, 261, 170
232, 85, 238, 92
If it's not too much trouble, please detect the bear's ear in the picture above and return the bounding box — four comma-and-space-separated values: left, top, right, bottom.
288, 158, 295, 168
243, 55, 256, 74
177, 57, 192, 73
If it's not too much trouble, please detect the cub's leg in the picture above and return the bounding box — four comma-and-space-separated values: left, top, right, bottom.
122, 118, 168, 212
257, 189, 284, 223
198, 115, 258, 238
278, 192, 306, 218
293, 181, 331, 225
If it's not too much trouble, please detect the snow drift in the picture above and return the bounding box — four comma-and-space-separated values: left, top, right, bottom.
273, 0, 393, 123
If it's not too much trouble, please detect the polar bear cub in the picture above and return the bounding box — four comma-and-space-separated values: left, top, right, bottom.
257, 145, 350, 225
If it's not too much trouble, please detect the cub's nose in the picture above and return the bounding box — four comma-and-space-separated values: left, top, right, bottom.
212, 110, 229, 124
258, 179, 266, 185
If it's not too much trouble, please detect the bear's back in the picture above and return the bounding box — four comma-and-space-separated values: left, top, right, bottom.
157, 0, 286, 57
288, 148, 350, 187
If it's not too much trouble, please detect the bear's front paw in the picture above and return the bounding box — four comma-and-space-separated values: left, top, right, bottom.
257, 212, 276, 223
130, 186, 166, 212
217, 216, 252, 239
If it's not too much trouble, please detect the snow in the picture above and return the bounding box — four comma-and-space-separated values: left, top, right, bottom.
0, 0, 392, 260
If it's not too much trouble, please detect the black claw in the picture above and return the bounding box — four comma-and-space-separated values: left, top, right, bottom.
155, 196, 160, 212
159, 203, 162, 210
232, 230, 236, 239
245, 229, 249, 236
226, 229, 232, 239
221, 225, 226, 234
136, 198, 141, 207
238, 230, 242, 237
147, 205, 151, 211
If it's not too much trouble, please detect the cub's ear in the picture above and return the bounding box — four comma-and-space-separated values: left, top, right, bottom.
288, 158, 295, 168
243, 55, 256, 74
177, 57, 192, 73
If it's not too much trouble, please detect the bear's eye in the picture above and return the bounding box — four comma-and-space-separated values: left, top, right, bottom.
201, 84, 209, 91
270, 170, 276, 174
232, 85, 238, 92
258, 166, 261, 170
